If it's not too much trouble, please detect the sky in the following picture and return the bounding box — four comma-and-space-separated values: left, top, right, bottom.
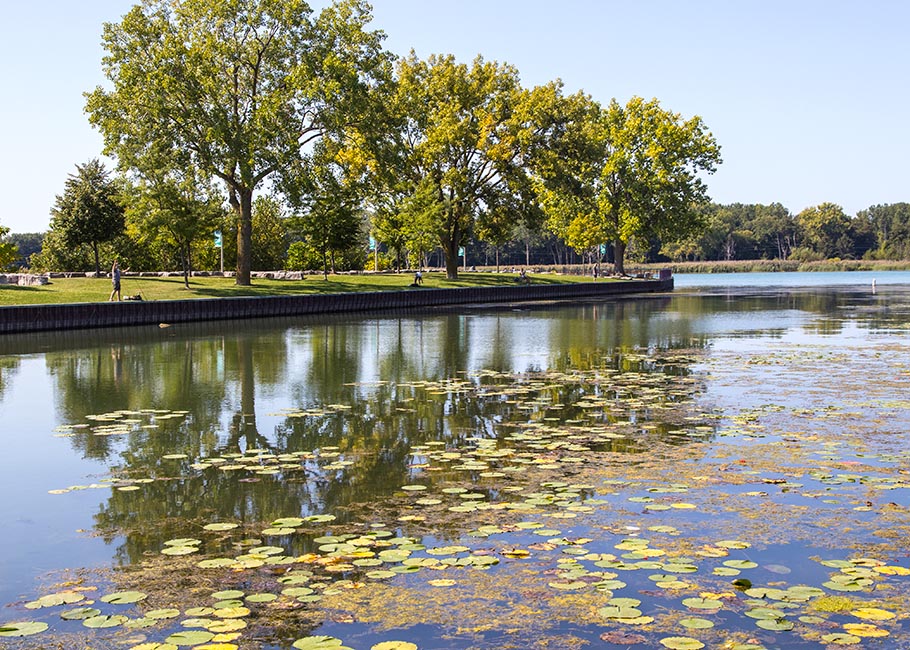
2, 0, 908, 233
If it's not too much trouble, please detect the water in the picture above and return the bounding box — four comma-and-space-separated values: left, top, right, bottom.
1, 273, 909, 649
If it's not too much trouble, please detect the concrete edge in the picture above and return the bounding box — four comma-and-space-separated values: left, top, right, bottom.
0, 278, 673, 334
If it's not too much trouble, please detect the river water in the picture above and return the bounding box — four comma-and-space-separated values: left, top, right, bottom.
1, 272, 909, 649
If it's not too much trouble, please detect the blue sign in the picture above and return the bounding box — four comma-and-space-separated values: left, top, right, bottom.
214, 230, 223, 248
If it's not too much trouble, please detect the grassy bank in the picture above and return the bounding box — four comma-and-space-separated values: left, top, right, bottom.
0, 271, 599, 307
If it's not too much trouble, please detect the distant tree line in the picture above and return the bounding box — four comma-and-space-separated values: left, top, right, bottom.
662, 202, 910, 264
0, 0, 906, 277
7, 198, 909, 275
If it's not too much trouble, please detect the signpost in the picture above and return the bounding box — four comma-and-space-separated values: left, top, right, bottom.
214, 230, 224, 275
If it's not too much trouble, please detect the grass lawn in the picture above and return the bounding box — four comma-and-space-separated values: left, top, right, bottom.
0, 271, 602, 306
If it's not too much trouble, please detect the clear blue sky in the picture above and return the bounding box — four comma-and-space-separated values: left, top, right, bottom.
2, 0, 908, 233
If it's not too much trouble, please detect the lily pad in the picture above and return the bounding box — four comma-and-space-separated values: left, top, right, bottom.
0, 621, 49, 637
681, 597, 723, 610
166, 630, 216, 646
371, 643, 418, 650
60, 606, 102, 620
660, 637, 705, 649
101, 590, 147, 604
292, 636, 350, 649
83, 614, 129, 628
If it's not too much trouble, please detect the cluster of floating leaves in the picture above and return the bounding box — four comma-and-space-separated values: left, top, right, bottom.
8, 345, 910, 648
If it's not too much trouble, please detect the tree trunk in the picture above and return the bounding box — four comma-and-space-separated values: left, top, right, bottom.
182, 241, 190, 289
495, 247, 499, 273
322, 247, 329, 280
93, 242, 101, 276
442, 238, 459, 279
235, 188, 253, 286
613, 239, 627, 275
525, 241, 530, 267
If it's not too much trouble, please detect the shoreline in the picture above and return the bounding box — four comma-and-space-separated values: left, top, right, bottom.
0, 277, 672, 335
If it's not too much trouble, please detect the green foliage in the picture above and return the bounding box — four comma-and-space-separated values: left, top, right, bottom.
48, 159, 125, 273
6, 233, 43, 269
533, 94, 721, 274
251, 196, 290, 271
284, 141, 366, 277
0, 225, 19, 270
368, 53, 538, 278
86, 0, 390, 285
285, 242, 309, 272
122, 155, 224, 285
796, 203, 854, 259
662, 203, 796, 262
856, 203, 910, 260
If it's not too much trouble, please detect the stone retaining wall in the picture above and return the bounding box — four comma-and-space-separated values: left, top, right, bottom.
0, 278, 672, 334
0, 273, 50, 286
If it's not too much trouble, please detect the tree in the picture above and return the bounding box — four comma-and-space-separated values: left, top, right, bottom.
122, 164, 223, 288
285, 147, 364, 279
369, 53, 538, 279
533, 95, 721, 274
49, 159, 125, 274
251, 195, 290, 271
86, 0, 390, 286
857, 203, 910, 259
6, 232, 43, 269
0, 225, 19, 270
796, 203, 854, 258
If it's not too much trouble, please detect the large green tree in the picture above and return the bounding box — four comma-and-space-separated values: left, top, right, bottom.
533, 95, 722, 274
49, 159, 125, 274
796, 202, 854, 259
86, 0, 389, 285
370, 53, 538, 279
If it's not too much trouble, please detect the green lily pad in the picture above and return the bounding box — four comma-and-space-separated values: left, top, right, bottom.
83, 614, 129, 628
211, 590, 245, 600
599, 606, 644, 619
146, 608, 181, 619
60, 606, 102, 620
245, 593, 278, 603
292, 636, 350, 649
0, 621, 49, 637
165, 630, 216, 646
682, 597, 723, 610
679, 617, 714, 629
161, 545, 199, 555
755, 618, 793, 631
660, 637, 705, 649
820, 633, 861, 645
745, 608, 784, 620
271, 517, 305, 528
723, 559, 758, 569
100, 590, 147, 604
203, 522, 240, 531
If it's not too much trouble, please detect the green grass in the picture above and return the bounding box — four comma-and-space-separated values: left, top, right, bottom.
0, 271, 600, 306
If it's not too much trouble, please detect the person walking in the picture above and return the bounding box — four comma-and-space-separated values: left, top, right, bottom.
109, 260, 122, 301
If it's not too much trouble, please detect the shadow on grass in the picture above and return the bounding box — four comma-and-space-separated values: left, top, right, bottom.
187, 273, 581, 298
0, 285, 45, 293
